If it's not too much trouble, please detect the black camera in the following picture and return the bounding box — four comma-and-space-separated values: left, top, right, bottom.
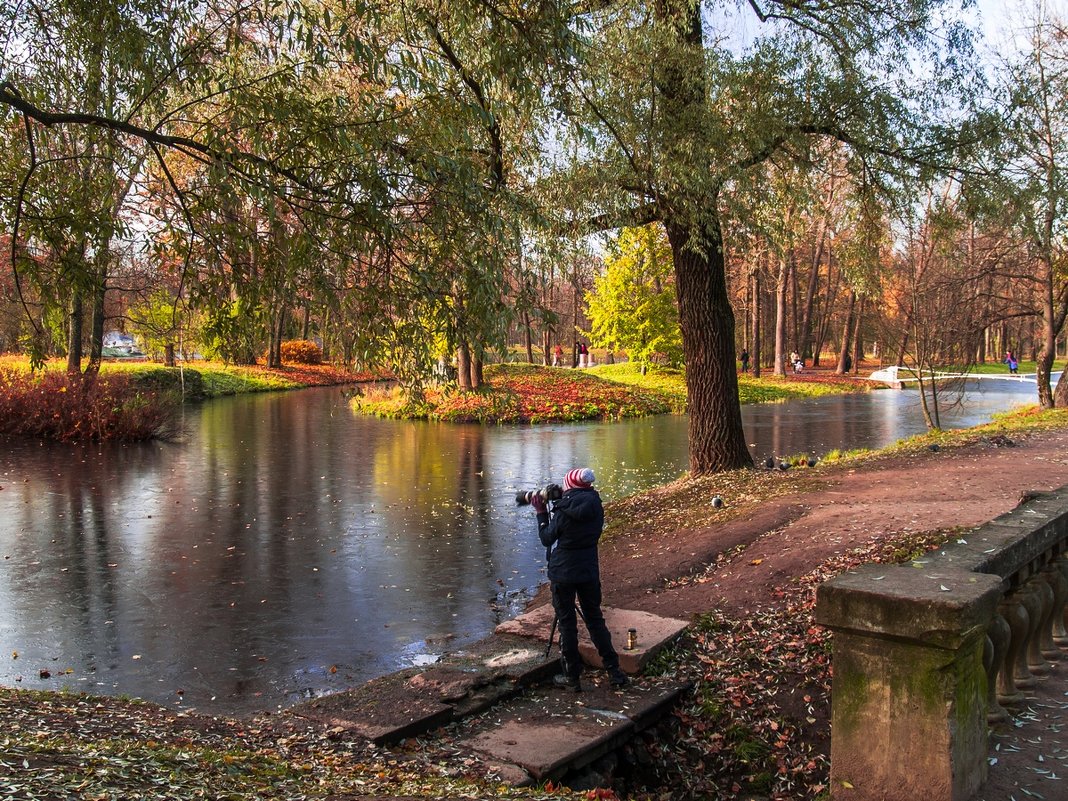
515, 483, 563, 506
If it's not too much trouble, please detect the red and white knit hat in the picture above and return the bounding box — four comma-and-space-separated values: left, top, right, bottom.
563, 468, 595, 490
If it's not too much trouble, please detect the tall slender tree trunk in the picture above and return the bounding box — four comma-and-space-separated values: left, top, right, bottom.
814, 258, 842, 366
67, 292, 84, 375
773, 254, 790, 376
851, 298, 864, 372
751, 270, 762, 379
837, 289, 857, 374
1035, 256, 1065, 408
321, 307, 332, 362
268, 306, 286, 368
85, 272, 106, 378
743, 272, 751, 353
799, 228, 826, 360
572, 278, 581, 367
523, 311, 534, 363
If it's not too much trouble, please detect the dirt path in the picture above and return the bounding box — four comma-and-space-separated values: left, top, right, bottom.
596, 427, 1068, 619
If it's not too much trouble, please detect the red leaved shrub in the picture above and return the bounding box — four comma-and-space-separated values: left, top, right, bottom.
0, 369, 180, 441
279, 340, 323, 364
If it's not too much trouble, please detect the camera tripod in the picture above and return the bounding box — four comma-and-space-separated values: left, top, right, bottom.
544, 603, 586, 660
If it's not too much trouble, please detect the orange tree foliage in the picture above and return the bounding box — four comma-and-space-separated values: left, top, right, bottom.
279, 340, 323, 365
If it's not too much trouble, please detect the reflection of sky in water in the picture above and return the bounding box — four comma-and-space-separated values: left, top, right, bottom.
0, 377, 1046, 715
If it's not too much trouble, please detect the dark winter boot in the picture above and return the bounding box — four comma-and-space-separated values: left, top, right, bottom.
553, 658, 582, 692
606, 665, 629, 688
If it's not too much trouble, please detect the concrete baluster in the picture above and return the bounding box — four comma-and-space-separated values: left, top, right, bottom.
1025, 571, 1053, 675
1054, 556, 1068, 646
998, 592, 1029, 704
985, 610, 1012, 723
1041, 561, 1067, 659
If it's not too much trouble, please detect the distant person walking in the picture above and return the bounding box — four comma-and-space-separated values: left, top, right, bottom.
579, 342, 589, 368
553, 344, 563, 367
1005, 351, 1019, 374
740, 349, 749, 373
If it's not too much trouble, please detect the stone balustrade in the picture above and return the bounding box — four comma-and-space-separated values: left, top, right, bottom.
815, 486, 1068, 801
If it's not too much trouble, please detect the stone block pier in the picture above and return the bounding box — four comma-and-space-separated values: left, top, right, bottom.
816, 486, 1068, 801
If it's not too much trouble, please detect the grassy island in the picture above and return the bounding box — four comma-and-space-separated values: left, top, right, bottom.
353, 362, 876, 423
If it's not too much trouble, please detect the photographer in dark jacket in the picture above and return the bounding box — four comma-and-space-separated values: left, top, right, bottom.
531, 467, 628, 692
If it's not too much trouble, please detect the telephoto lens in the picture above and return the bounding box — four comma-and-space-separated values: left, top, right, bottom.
515, 490, 534, 506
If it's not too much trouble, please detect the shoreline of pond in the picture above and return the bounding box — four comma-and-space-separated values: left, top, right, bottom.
3, 405, 1067, 801
1, 355, 875, 443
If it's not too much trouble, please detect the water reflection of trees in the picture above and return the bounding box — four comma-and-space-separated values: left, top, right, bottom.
1, 386, 1038, 714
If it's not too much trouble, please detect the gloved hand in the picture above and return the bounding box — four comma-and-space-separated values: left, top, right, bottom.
530, 493, 547, 513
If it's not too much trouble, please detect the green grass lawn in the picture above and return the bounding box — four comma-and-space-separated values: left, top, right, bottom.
589, 362, 873, 409
0, 356, 365, 398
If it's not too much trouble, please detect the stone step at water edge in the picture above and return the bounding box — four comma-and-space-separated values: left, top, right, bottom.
285, 607, 690, 748
495, 605, 690, 674
286, 636, 570, 745
455, 678, 692, 786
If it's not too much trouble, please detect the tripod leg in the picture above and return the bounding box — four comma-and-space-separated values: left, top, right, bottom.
545, 612, 558, 660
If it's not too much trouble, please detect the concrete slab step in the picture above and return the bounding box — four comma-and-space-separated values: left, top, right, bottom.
457, 678, 690, 784
287, 635, 561, 745
286, 608, 689, 755
495, 605, 689, 673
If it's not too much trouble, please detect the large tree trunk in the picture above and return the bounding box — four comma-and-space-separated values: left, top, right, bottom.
666, 216, 752, 474
1054, 367, 1068, 407
1035, 256, 1066, 409
456, 343, 472, 389
470, 351, 484, 388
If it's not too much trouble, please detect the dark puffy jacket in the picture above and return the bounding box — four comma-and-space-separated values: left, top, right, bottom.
537, 487, 605, 583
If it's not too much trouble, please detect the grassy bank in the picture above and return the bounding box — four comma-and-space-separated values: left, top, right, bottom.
0, 356, 376, 442
355, 362, 875, 423
0, 355, 374, 399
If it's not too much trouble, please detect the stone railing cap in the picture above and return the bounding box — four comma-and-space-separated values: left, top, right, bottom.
816, 565, 1004, 648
